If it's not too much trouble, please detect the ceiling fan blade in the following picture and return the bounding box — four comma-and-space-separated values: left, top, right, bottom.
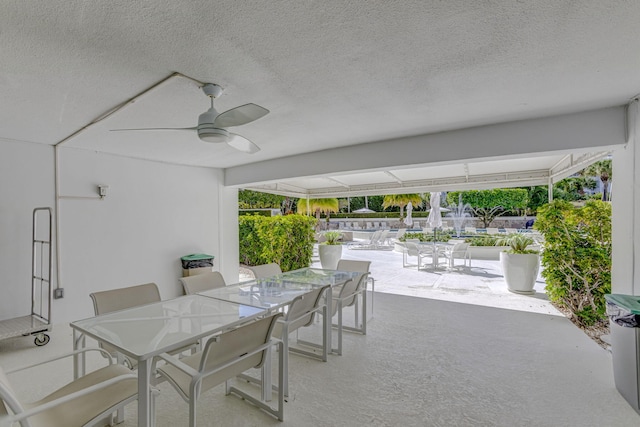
227, 133, 261, 154
110, 127, 197, 132
213, 104, 269, 128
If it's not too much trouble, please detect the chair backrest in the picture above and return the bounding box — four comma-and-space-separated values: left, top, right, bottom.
366, 222, 373, 229
179, 271, 226, 295
378, 229, 389, 243
89, 283, 162, 361
404, 241, 420, 256
247, 263, 282, 279
451, 242, 470, 257
336, 259, 371, 307
284, 285, 330, 331
90, 282, 161, 315
395, 228, 406, 240
200, 313, 283, 379
369, 230, 382, 244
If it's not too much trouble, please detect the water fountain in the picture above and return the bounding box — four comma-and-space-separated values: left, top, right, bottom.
447, 194, 472, 238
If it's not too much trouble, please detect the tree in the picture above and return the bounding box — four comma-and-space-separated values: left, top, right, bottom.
382, 194, 422, 219
297, 198, 339, 230
239, 190, 286, 210
554, 176, 597, 201
446, 189, 528, 227
583, 159, 612, 201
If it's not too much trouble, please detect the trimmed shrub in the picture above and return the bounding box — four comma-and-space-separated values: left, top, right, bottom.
239, 214, 316, 272
535, 200, 611, 326
464, 235, 501, 246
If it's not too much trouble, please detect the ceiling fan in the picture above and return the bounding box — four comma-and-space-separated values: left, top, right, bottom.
111, 83, 269, 153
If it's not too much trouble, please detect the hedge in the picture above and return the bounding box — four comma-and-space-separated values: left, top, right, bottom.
535, 200, 611, 326
239, 214, 316, 272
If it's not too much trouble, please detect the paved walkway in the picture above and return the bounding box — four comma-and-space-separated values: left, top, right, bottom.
311, 243, 563, 317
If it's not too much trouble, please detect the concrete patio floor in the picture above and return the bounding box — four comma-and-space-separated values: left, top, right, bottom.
1, 247, 639, 426
313, 244, 562, 317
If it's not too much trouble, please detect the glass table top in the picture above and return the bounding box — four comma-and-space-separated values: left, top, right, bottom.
70, 295, 265, 358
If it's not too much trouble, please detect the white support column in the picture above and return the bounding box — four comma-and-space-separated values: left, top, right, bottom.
548, 178, 553, 202
218, 178, 239, 284
611, 100, 640, 295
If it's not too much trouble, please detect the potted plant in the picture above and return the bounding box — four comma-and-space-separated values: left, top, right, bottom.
496, 234, 540, 295
318, 231, 343, 270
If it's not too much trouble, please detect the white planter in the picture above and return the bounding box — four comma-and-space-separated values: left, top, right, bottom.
319, 244, 343, 270
499, 252, 540, 295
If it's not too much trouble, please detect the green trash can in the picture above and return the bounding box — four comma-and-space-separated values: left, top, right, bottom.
605, 294, 640, 415
181, 253, 215, 277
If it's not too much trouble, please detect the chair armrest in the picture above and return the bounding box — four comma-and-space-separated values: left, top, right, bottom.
6, 347, 115, 375
156, 352, 201, 378
0, 373, 137, 425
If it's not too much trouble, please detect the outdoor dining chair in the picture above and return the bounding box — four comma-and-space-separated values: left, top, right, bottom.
272, 285, 330, 397
246, 263, 282, 279
402, 240, 434, 269
90, 283, 196, 371
442, 242, 471, 270
179, 271, 227, 295
0, 348, 139, 427
335, 259, 372, 333
156, 313, 285, 426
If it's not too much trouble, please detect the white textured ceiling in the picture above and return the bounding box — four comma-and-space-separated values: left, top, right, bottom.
1, 1, 639, 176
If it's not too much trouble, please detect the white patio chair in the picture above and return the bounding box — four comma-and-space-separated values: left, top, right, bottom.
465, 226, 476, 234
376, 229, 391, 248
347, 230, 382, 250
157, 313, 285, 426
0, 348, 139, 427
90, 283, 196, 372
402, 241, 433, 269
393, 228, 407, 242
366, 221, 373, 229
380, 221, 388, 228
179, 271, 227, 295
486, 227, 500, 235
336, 259, 372, 330
246, 263, 282, 279
442, 242, 471, 270
273, 285, 330, 396
413, 220, 421, 230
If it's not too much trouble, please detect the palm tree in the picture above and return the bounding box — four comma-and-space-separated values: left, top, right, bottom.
297, 198, 340, 230
583, 159, 612, 201
382, 194, 423, 219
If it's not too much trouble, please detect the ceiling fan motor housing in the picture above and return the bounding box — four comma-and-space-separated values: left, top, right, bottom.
198, 125, 229, 143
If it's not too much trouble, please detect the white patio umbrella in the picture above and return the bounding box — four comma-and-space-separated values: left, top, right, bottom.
426, 192, 443, 229
405, 202, 413, 227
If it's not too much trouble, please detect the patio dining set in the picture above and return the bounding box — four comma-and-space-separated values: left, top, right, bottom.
0, 262, 373, 427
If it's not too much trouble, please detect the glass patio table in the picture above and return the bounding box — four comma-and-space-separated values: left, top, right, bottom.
70, 295, 266, 427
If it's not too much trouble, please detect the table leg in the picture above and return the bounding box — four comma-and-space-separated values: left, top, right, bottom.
137, 359, 153, 427
72, 330, 86, 379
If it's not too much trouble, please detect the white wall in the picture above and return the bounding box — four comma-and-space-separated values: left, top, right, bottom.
53, 148, 223, 322
0, 139, 55, 321
612, 101, 640, 295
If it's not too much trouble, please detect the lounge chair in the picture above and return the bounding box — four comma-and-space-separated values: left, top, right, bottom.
348, 230, 382, 250
486, 227, 500, 235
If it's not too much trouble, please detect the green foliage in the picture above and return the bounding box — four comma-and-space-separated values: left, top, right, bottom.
447, 189, 528, 227
535, 200, 612, 326
464, 235, 501, 246
321, 231, 342, 245
238, 214, 316, 272
345, 196, 384, 213
382, 194, 423, 217
238, 190, 286, 210
399, 230, 454, 242
494, 234, 537, 254
583, 159, 612, 201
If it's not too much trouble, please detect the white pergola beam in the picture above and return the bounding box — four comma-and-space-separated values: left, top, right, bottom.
226, 106, 626, 187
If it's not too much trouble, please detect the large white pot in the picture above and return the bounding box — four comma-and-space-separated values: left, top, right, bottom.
319, 244, 343, 270
499, 252, 540, 295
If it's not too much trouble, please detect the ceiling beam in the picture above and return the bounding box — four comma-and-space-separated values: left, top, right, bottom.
226, 106, 626, 187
